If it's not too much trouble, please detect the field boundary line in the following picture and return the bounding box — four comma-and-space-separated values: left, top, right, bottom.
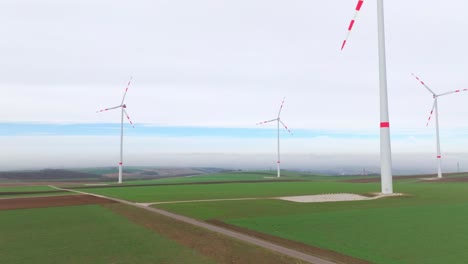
50, 185, 338, 264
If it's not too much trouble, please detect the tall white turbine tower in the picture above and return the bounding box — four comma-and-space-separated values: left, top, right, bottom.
341, 0, 393, 194
256, 97, 293, 178
412, 73, 468, 178
96, 77, 135, 184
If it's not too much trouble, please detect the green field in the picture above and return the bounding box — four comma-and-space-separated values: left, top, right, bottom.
153, 181, 468, 264
48, 172, 468, 263
118, 171, 373, 185
81, 181, 378, 203
0, 204, 213, 264
0, 185, 69, 199
0, 185, 57, 192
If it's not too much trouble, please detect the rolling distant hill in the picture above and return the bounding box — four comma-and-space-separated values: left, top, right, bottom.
0, 167, 229, 182
0, 169, 103, 181
74, 167, 228, 180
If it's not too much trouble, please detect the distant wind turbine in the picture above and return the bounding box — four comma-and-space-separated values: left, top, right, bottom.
96, 77, 135, 184
412, 73, 468, 178
341, 0, 393, 194
256, 97, 293, 178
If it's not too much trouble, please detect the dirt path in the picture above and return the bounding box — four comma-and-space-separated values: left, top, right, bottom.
51, 185, 338, 264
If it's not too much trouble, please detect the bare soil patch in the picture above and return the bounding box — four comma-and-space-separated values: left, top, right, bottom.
104, 203, 309, 264
0, 195, 116, 210
206, 220, 370, 264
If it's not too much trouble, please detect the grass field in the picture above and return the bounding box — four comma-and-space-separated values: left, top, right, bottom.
154, 181, 468, 264
0, 185, 69, 199
0, 186, 57, 192
118, 171, 373, 185
73, 167, 143, 175
81, 181, 378, 203
15, 172, 468, 263
0, 204, 214, 264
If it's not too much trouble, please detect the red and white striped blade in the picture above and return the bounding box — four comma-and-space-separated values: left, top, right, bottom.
438, 88, 468, 97
277, 97, 286, 118
425, 100, 436, 127
411, 73, 436, 95
121, 76, 133, 105
279, 120, 293, 135
341, 0, 364, 50
256, 118, 277, 125
96, 105, 121, 113
123, 109, 135, 128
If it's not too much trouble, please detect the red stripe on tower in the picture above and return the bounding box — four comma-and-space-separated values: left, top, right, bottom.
119, 162, 123, 165
437, 156, 441, 159
380, 122, 390, 128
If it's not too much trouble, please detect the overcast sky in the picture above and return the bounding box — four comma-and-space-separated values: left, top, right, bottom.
2, 0, 468, 173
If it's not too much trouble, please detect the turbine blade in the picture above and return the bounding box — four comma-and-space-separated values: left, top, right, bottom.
123, 109, 135, 128
277, 97, 286, 118
279, 120, 293, 135
96, 105, 121, 113
341, 0, 364, 50
121, 76, 133, 105
425, 100, 436, 127
256, 119, 277, 125
411, 73, 437, 95
438, 88, 468, 97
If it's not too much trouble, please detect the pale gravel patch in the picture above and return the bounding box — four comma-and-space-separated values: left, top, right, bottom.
278, 193, 404, 203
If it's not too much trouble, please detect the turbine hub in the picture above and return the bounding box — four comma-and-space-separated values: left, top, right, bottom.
122, 104, 127, 108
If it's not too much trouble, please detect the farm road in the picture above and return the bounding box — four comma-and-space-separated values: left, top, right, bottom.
50, 185, 337, 264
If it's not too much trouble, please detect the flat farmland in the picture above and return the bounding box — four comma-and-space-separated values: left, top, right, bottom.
0, 204, 215, 264
80, 181, 379, 203
0, 186, 57, 192
0, 185, 69, 199
118, 171, 371, 185
0, 193, 312, 264
155, 182, 468, 264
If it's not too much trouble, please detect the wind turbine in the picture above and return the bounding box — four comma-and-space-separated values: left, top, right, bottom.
411, 73, 468, 178
256, 97, 293, 178
341, 0, 393, 194
96, 77, 135, 184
